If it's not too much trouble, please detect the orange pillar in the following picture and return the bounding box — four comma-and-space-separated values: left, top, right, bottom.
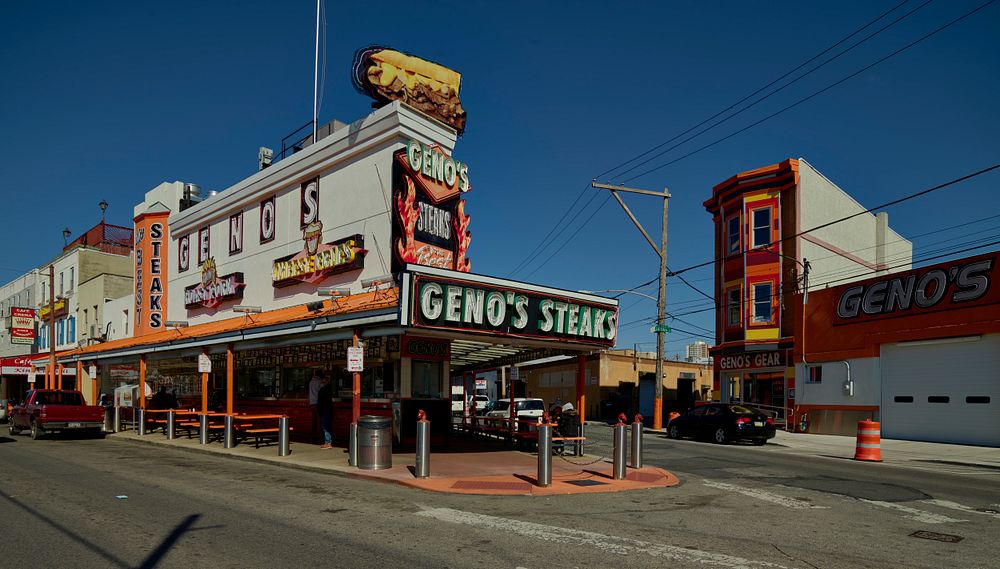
88, 362, 97, 405
576, 354, 586, 425
75, 361, 83, 399
352, 330, 361, 423
201, 349, 209, 414
57, 363, 64, 391
139, 355, 147, 409
226, 344, 234, 415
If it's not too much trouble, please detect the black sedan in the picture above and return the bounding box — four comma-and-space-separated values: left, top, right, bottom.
667, 403, 776, 445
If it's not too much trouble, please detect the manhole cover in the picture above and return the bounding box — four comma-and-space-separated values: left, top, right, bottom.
565, 480, 608, 487
910, 531, 963, 543
451, 480, 532, 491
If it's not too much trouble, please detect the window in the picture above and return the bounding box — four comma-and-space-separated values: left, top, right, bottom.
726, 215, 740, 254
68, 316, 76, 343
57, 320, 64, 345
412, 360, 443, 398
59, 272, 64, 295
752, 282, 773, 323
727, 288, 741, 326
808, 366, 823, 383
69, 267, 74, 291
752, 207, 772, 248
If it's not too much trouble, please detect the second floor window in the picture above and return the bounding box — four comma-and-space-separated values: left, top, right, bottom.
69, 267, 74, 291
752, 208, 772, 248
59, 272, 64, 295
727, 215, 740, 254
752, 282, 773, 324
727, 288, 741, 326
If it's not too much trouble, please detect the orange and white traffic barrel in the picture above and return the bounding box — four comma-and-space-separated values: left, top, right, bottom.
853, 419, 883, 462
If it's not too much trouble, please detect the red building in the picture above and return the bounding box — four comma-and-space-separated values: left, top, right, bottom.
704, 158, 911, 424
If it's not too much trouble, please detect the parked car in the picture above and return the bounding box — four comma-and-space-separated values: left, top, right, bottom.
8, 389, 105, 440
486, 398, 546, 427
666, 403, 775, 445
468, 394, 491, 413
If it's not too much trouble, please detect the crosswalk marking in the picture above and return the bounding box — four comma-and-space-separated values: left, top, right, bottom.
415, 506, 794, 568
924, 499, 1000, 520
702, 480, 829, 510
860, 500, 967, 524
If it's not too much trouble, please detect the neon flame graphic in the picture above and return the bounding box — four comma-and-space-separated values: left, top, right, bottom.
396, 176, 420, 264
454, 199, 472, 272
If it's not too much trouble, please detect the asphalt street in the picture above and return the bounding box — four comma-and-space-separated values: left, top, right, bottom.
2, 427, 998, 569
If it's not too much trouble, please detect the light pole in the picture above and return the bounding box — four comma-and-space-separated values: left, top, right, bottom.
592, 182, 671, 429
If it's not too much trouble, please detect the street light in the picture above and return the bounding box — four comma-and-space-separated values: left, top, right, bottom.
99, 199, 109, 222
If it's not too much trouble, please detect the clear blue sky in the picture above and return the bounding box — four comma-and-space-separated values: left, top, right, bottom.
2, 1, 998, 353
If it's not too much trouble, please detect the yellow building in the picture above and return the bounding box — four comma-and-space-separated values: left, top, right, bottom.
518, 349, 713, 422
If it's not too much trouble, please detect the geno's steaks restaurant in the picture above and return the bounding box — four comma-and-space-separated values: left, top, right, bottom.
793, 251, 999, 446
56, 47, 619, 445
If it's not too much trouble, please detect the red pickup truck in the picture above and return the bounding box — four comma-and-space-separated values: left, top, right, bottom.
8, 389, 104, 440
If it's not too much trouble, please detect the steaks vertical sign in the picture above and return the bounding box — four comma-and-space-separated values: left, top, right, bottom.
133, 210, 169, 336
392, 140, 472, 273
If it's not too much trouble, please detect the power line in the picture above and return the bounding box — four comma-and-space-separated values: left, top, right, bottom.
521, 195, 612, 279
624, 0, 997, 183
507, 1, 914, 278
668, 162, 1000, 277
612, 0, 933, 181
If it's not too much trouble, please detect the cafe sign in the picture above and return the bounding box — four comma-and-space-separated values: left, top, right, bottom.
273, 232, 367, 288
184, 258, 245, 309
401, 267, 619, 347
10, 307, 35, 345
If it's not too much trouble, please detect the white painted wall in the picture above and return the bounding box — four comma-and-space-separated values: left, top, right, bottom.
798, 159, 912, 287
165, 102, 456, 325
795, 357, 880, 407
101, 294, 134, 341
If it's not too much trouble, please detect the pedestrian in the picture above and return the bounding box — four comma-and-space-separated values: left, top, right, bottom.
150, 386, 170, 410
308, 369, 323, 443
317, 374, 334, 449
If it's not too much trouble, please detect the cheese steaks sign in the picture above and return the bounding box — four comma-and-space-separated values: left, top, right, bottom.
405, 272, 618, 347
835, 253, 996, 323
393, 141, 471, 273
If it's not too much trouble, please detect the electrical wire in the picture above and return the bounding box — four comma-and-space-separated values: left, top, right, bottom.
623, 0, 998, 183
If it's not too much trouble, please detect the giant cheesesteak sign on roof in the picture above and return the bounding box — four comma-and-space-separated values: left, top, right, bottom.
352, 46, 467, 134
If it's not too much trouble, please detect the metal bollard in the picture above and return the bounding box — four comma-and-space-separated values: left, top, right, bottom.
167, 409, 176, 440
113, 406, 121, 433
613, 415, 627, 480
537, 422, 553, 487
138, 409, 147, 436
348, 422, 358, 467
278, 416, 291, 457
630, 414, 643, 469
415, 410, 430, 478
199, 414, 209, 445
224, 415, 235, 449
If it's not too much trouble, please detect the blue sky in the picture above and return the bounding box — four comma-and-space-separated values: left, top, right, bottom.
2, 0, 998, 353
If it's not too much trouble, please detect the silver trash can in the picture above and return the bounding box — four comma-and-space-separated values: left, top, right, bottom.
357, 415, 392, 470
103, 407, 114, 432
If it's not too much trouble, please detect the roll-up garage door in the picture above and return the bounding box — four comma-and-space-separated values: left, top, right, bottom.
881, 334, 1000, 446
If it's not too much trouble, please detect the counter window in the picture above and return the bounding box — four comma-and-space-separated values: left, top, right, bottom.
412, 360, 443, 399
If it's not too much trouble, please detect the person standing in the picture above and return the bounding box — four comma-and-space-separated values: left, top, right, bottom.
308, 369, 323, 443
317, 374, 334, 449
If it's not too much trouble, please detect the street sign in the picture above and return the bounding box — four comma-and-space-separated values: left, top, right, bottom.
347, 347, 364, 372
197, 354, 212, 373
28, 371, 36, 383
88, 365, 97, 378
650, 324, 672, 333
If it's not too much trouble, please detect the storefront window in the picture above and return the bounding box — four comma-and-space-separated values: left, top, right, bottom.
237, 367, 279, 399
412, 360, 443, 398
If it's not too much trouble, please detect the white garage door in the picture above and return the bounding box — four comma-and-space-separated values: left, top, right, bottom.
881, 334, 1000, 446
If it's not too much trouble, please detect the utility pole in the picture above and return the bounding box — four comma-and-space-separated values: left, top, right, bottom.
593, 182, 670, 429
48, 265, 55, 390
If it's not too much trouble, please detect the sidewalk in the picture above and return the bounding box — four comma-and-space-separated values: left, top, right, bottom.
612, 421, 1000, 470
108, 430, 679, 496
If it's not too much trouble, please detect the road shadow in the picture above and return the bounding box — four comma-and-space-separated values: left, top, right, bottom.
0, 436, 16, 444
